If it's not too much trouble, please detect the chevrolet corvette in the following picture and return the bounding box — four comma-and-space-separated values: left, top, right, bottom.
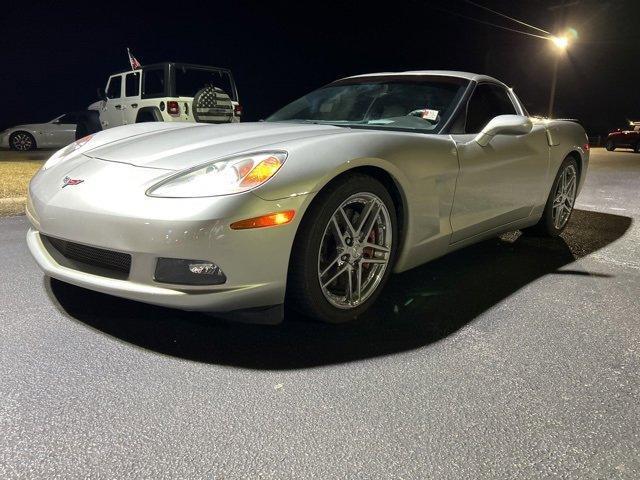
27, 71, 589, 323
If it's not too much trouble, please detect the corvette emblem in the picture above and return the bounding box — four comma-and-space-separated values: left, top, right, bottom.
62, 176, 84, 188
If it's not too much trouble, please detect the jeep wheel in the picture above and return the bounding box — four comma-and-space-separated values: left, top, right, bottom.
135, 108, 162, 123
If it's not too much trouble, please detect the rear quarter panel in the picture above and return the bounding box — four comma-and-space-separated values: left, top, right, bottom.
546, 120, 590, 194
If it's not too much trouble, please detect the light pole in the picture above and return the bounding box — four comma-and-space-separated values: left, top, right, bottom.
548, 35, 569, 118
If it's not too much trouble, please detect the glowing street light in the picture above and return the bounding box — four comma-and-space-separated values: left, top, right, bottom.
551, 35, 569, 50
548, 29, 576, 118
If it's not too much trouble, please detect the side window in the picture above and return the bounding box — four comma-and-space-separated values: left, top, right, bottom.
57, 113, 77, 124
465, 84, 517, 133
142, 68, 166, 98
106, 76, 122, 99
125, 72, 140, 97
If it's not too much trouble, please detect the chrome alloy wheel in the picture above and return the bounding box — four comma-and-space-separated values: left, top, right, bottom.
11, 133, 34, 151
552, 164, 577, 230
317, 192, 392, 309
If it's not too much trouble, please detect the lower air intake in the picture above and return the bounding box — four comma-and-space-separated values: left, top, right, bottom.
43, 235, 132, 275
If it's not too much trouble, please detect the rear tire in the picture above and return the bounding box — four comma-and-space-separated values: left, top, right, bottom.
525, 156, 578, 237
287, 174, 398, 323
9, 131, 36, 151
135, 108, 162, 123
634, 142, 640, 154
605, 139, 615, 151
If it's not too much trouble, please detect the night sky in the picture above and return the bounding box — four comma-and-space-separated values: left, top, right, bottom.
1, 0, 639, 136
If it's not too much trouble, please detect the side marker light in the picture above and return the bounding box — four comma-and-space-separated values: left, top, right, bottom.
230, 210, 295, 230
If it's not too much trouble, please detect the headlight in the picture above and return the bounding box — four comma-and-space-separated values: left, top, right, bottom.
147, 151, 287, 198
42, 134, 94, 170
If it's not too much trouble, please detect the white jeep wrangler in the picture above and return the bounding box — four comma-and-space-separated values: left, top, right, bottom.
93, 62, 241, 129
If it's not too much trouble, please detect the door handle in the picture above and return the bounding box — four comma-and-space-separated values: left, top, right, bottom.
131, 103, 138, 108
115, 105, 123, 110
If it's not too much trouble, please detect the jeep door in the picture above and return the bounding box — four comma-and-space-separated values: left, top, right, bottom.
121, 71, 141, 124
101, 74, 125, 129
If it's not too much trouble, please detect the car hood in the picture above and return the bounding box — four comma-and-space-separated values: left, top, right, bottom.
84, 122, 349, 171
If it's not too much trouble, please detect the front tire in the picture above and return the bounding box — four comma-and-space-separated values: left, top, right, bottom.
287, 174, 398, 323
526, 156, 578, 237
605, 139, 615, 151
9, 131, 36, 151
634, 142, 640, 154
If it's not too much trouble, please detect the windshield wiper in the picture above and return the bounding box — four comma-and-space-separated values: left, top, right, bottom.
273, 119, 350, 128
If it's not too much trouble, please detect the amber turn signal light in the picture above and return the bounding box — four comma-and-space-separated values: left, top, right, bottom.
239, 156, 284, 188
230, 210, 295, 230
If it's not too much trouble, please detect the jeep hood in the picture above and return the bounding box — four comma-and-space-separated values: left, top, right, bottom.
84, 122, 348, 171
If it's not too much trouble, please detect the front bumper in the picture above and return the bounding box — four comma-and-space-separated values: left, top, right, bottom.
26, 159, 308, 314
27, 228, 286, 312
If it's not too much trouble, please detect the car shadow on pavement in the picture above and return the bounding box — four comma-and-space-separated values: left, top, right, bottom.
47, 209, 631, 370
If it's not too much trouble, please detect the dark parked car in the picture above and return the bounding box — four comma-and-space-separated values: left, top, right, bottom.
605, 122, 640, 152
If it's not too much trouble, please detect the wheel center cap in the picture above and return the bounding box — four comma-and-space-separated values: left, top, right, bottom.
345, 242, 364, 260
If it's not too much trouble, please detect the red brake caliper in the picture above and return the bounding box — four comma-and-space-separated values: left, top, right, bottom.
362, 228, 377, 269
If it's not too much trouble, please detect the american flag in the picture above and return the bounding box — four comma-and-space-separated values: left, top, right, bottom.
193, 86, 233, 123
127, 48, 141, 70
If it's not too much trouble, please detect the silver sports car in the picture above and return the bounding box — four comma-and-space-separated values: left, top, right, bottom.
27, 71, 589, 323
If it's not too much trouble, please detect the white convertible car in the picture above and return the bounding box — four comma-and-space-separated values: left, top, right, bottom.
27, 71, 589, 324
1, 113, 81, 150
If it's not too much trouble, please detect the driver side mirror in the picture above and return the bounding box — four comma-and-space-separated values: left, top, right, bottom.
97, 87, 107, 101
475, 115, 533, 147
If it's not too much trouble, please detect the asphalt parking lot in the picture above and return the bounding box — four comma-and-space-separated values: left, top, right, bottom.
1, 148, 639, 479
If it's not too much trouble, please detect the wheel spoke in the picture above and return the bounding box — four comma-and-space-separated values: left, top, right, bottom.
363, 242, 390, 253
339, 207, 357, 237
361, 258, 387, 265
355, 199, 377, 236
359, 203, 381, 242
553, 196, 564, 208
565, 196, 574, 208
331, 216, 346, 247
322, 266, 348, 289
320, 254, 342, 278
346, 267, 354, 303
553, 205, 562, 228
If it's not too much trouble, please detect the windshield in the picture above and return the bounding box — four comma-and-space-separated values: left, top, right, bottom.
266, 76, 469, 133
174, 66, 237, 101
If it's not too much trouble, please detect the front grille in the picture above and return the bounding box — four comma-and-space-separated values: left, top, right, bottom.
43, 235, 131, 275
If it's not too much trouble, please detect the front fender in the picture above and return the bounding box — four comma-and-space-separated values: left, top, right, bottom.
252, 130, 449, 202
252, 130, 459, 273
